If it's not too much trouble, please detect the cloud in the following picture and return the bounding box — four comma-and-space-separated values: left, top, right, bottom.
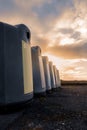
32, 36, 50, 53
61, 59, 87, 80
0, 0, 16, 14
58, 28, 74, 35
70, 31, 81, 40
0, 0, 87, 60
47, 41, 87, 59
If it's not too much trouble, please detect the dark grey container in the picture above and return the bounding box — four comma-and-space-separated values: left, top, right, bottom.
0, 22, 33, 106
31, 46, 46, 95
42, 56, 51, 92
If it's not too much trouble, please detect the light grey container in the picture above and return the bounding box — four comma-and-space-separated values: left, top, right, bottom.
53, 65, 57, 88
42, 56, 51, 92
53, 65, 59, 88
57, 69, 61, 87
0, 22, 33, 106
31, 46, 46, 95
49, 62, 56, 90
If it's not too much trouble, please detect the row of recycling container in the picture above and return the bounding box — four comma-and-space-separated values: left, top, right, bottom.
0, 22, 61, 106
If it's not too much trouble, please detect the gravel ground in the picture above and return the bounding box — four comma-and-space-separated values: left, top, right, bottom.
1, 85, 87, 130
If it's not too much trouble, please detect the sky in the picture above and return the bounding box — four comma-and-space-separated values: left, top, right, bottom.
0, 0, 87, 80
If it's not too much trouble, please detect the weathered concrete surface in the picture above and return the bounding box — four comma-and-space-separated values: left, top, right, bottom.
1, 85, 87, 130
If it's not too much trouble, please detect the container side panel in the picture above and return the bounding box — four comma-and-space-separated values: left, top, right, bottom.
31, 51, 42, 92
39, 56, 46, 89
22, 40, 33, 94
46, 63, 51, 87
43, 59, 51, 90
49, 63, 56, 88
0, 23, 5, 103
4, 25, 24, 103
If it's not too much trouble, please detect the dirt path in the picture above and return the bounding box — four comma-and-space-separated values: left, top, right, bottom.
2, 85, 87, 130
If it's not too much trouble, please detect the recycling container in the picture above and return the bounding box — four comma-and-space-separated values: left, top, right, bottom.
53, 65, 59, 88
55, 68, 59, 88
49, 62, 56, 90
0, 22, 33, 106
42, 56, 51, 92
57, 69, 61, 87
31, 46, 46, 95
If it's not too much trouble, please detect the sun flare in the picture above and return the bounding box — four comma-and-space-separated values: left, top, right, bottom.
60, 38, 75, 45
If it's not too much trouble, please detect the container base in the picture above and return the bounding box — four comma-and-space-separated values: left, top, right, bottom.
46, 89, 52, 94
34, 92, 46, 98
52, 88, 57, 92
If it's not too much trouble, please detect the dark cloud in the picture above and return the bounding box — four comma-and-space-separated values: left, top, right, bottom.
58, 28, 74, 34
70, 31, 81, 40
58, 28, 81, 41
47, 42, 87, 59
33, 0, 74, 19
0, 0, 18, 14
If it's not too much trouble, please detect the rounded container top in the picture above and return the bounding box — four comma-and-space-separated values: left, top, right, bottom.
15, 24, 31, 43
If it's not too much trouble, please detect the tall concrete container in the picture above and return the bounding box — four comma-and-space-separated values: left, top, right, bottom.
49, 62, 56, 90
53, 65, 58, 88
53, 66, 60, 88
42, 56, 51, 92
56, 67, 60, 88
0, 22, 33, 106
31, 46, 46, 95
57, 70, 61, 87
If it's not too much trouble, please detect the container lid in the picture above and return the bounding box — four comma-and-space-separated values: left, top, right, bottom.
32, 46, 42, 55
15, 24, 31, 43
